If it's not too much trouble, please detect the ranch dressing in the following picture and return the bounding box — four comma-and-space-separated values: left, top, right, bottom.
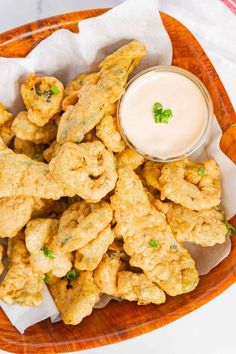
119, 68, 211, 160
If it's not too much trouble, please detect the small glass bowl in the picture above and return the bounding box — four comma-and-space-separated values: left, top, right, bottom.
117, 65, 214, 162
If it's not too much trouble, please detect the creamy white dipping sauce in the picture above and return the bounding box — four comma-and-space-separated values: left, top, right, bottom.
119, 69, 209, 160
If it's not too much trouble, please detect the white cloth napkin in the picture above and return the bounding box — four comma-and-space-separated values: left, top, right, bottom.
0, 0, 235, 333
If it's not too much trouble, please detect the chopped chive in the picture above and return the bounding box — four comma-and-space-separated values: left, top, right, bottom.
149, 239, 159, 248
226, 223, 236, 236
42, 246, 56, 258
51, 86, 60, 95
153, 102, 173, 125
66, 268, 78, 281
198, 167, 205, 176
44, 274, 49, 283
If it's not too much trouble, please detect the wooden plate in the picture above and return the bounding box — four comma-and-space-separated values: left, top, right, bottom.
0, 9, 235, 354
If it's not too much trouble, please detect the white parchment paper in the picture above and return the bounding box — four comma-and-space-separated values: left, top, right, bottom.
0, 0, 235, 333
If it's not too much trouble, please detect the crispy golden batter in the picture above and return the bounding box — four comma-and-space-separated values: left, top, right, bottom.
0, 234, 43, 306
31, 197, 69, 218
13, 138, 47, 162
94, 254, 165, 304
116, 147, 145, 170
96, 114, 125, 153
142, 161, 162, 190
49, 271, 100, 325
0, 197, 34, 238
57, 40, 146, 144
43, 141, 61, 162
0, 102, 13, 126
12, 111, 57, 144
0, 119, 14, 146
111, 169, 199, 296
159, 159, 221, 210
57, 201, 113, 252
49, 141, 117, 202
0, 143, 65, 199
0, 244, 4, 275
21, 74, 64, 126
75, 226, 114, 271
25, 218, 72, 277
155, 201, 227, 247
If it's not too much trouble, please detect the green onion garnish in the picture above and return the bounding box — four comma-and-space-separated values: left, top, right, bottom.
66, 269, 78, 281
42, 246, 56, 258
149, 239, 159, 248
51, 86, 60, 95
153, 102, 173, 124
44, 274, 49, 283
226, 223, 236, 236
198, 167, 205, 176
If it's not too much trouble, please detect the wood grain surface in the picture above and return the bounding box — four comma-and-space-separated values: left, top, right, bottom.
0, 8, 235, 354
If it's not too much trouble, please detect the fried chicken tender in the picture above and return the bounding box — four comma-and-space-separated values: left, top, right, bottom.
48, 271, 100, 325
116, 147, 145, 170
0, 196, 34, 238
43, 141, 61, 162
0, 143, 65, 199
25, 218, 72, 277
154, 200, 227, 247
0, 245, 4, 275
12, 111, 57, 144
159, 159, 221, 210
142, 161, 162, 190
21, 74, 64, 126
0, 102, 13, 126
75, 226, 114, 271
111, 169, 199, 296
0, 234, 43, 306
96, 114, 125, 153
49, 141, 117, 202
57, 40, 146, 144
57, 201, 113, 253
94, 254, 165, 305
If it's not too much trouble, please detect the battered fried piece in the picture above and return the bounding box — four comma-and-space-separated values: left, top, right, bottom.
159, 159, 221, 210
0, 143, 65, 199
31, 197, 68, 218
111, 169, 199, 296
0, 234, 43, 306
96, 114, 125, 153
0, 197, 34, 238
65, 72, 99, 97
48, 271, 100, 325
57, 40, 146, 144
21, 74, 64, 126
57, 201, 113, 252
49, 141, 117, 202
94, 254, 165, 305
25, 218, 72, 277
116, 147, 145, 170
0, 245, 4, 275
0, 102, 13, 126
43, 141, 61, 162
75, 226, 114, 271
12, 111, 57, 144
14, 137, 47, 162
0, 119, 14, 146
156, 201, 227, 247
142, 161, 162, 190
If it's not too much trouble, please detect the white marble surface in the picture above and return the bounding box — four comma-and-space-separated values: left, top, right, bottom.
0, 1, 235, 354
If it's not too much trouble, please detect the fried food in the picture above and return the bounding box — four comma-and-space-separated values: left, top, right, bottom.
57, 201, 113, 252
25, 218, 72, 277
13, 137, 47, 162
21, 74, 64, 126
57, 40, 146, 144
94, 254, 166, 304
116, 147, 145, 170
0, 244, 4, 275
142, 161, 162, 190
96, 114, 125, 153
49, 141, 117, 202
0, 119, 14, 146
0, 197, 34, 238
31, 197, 68, 218
75, 226, 114, 270
111, 168, 199, 296
65, 72, 99, 97
0, 102, 13, 126
43, 141, 61, 162
12, 111, 57, 144
48, 271, 100, 325
0, 233, 43, 306
0, 143, 65, 199
159, 159, 221, 210
155, 201, 227, 247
